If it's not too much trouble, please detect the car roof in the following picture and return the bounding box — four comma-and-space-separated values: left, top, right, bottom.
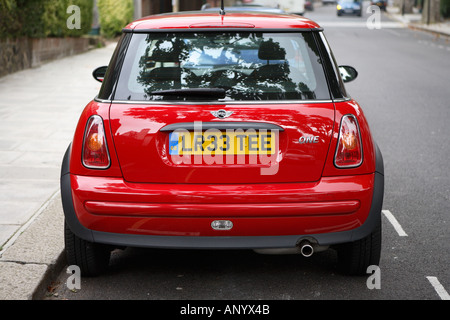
202, 6, 286, 14
124, 11, 321, 31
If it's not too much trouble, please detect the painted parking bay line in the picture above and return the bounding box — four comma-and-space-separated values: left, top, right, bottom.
426, 277, 450, 300
382, 210, 408, 237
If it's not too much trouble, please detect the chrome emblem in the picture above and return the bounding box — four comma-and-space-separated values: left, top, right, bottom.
299, 135, 320, 144
211, 109, 233, 119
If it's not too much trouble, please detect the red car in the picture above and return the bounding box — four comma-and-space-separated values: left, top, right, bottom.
62, 9, 384, 276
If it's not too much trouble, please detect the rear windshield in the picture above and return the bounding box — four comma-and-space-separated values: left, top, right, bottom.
114, 32, 331, 102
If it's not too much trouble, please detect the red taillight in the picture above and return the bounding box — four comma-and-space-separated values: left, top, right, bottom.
82, 115, 110, 169
335, 114, 363, 168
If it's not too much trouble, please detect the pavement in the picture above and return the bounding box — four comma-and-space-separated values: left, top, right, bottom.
0, 42, 116, 300
385, 6, 450, 38
0, 6, 449, 301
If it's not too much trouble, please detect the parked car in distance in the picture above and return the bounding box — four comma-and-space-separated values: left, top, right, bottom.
62, 8, 384, 277
370, 0, 387, 10
322, 0, 337, 5
337, 0, 362, 16
305, 0, 314, 11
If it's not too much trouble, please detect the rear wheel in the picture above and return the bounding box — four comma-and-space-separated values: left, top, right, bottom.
64, 221, 111, 277
336, 221, 382, 275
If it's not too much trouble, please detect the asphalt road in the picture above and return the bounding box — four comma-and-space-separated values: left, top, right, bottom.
41, 4, 450, 302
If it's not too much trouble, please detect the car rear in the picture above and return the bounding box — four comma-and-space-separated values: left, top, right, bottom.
62, 12, 383, 276
337, 0, 362, 16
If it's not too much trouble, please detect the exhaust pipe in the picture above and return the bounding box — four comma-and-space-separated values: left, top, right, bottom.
299, 240, 314, 258
253, 239, 328, 256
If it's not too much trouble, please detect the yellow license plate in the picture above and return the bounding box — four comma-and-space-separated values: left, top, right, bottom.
169, 131, 276, 155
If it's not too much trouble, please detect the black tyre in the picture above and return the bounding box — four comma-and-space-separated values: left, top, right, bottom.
337, 221, 382, 276
64, 221, 111, 277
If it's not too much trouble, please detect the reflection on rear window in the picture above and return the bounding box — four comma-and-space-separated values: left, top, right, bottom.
115, 32, 330, 101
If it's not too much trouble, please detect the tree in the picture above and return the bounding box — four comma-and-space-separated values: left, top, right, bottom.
442, 0, 450, 17
400, 0, 415, 14
422, 0, 442, 24
97, 0, 134, 38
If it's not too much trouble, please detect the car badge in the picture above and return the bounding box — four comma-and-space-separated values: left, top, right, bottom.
211, 109, 233, 119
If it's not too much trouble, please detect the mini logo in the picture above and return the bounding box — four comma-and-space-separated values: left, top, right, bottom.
211, 109, 233, 119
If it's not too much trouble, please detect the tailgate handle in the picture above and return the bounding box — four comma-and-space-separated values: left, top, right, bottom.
160, 122, 284, 132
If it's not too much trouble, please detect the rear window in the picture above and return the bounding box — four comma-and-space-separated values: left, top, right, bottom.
114, 31, 331, 102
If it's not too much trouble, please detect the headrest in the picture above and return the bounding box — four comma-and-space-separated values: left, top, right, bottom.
258, 39, 286, 61
150, 39, 185, 62
149, 67, 182, 81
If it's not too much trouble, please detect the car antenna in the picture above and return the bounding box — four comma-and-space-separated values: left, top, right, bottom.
220, 0, 225, 15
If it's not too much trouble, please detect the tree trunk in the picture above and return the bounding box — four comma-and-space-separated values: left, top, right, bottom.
422, 0, 442, 24
401, 0, 416, 14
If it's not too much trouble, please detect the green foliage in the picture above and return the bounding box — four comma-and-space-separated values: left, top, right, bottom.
97, 0, 134, 38
0, 0, 93, 39
0, 0, 24, 39
441, 0, 450, 18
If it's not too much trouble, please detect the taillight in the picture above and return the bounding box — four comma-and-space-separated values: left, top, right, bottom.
334, 114, 363, 168
82, 115, 110, 169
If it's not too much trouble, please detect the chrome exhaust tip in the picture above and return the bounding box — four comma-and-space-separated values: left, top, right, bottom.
299, 240, 314, 258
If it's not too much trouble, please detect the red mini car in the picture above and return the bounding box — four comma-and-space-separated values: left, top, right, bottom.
61, 9, 384, 276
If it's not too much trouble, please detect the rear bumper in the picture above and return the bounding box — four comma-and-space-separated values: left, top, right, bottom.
61, 147, 384, 249
338, 8, 361, 14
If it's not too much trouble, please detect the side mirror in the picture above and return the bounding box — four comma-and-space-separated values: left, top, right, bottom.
93, 66, 108, 83
339, 65, 358, 83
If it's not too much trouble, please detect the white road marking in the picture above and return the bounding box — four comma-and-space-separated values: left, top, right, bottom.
426, 277, 450, 300
383, 28, 403, 37
382, 210, 408, 237
417, 39, 450, 51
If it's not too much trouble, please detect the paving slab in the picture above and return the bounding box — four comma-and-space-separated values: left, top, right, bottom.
0, 262, 48, 300
0, 192, 65, 300
0, 42, 117, 300
386, 6, 450, 37
0, 42, 116, 252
